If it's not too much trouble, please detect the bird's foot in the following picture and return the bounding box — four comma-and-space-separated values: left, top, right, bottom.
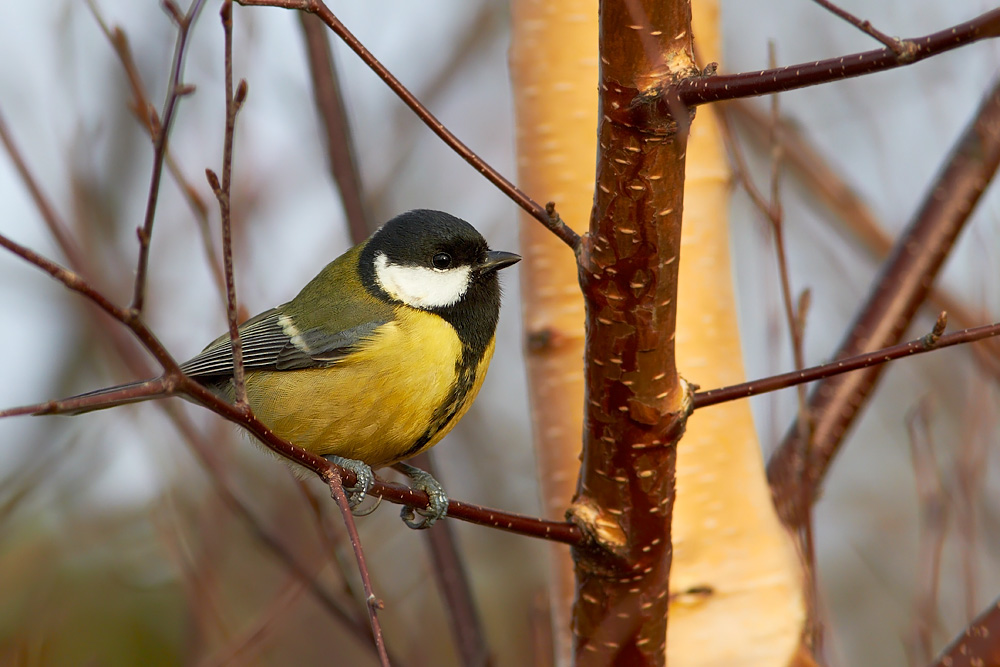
324, 455, 376, 510
393, 462, 449, 529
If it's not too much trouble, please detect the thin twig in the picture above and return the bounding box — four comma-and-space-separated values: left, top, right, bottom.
209, 1, 250, 408
693, 318, 1000, 409
369, 5, 504, 214
727, 98, 1000, 381
0, 231, 178, 372
767, 77, 1000, 530
810, 0, 908, 54
87, 0, 232, 313
236, 0, 581, 251
296, 15, 490, 657
762, 41, 821, 652
0, 110, 84, 271
132, 0, 207, 313
325, 471, 390, 667
675, 8, 1000, 106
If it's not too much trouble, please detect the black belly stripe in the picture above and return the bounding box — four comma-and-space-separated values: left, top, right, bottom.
401, 347, 479, 458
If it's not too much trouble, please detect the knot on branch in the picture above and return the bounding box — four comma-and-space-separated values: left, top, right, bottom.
567, 497, 629, 563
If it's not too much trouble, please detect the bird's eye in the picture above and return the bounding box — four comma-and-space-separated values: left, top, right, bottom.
432, 252, 452, 269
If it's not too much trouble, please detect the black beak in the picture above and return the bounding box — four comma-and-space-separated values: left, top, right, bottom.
479, 250, 521, 274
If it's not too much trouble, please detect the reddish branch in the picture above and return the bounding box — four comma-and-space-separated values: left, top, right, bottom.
235, 0, 580, 251
768, 78, 1000, 530
693, 319, 1000, 409
87, 0, 232, 312
131, 0, 206, 313
931, 596, 1000, 667
725, 99, 1000, 382
210, 1, 250, 408
810, 0, 906, 53
570, 2, 693, 664
674, 7, 1000, 106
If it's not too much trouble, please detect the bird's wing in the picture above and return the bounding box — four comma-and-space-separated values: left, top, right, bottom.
179, 308, 388, 379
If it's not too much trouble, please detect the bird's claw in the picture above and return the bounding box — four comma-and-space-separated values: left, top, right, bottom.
324, 455, 376, 510
394, 462, 449, 529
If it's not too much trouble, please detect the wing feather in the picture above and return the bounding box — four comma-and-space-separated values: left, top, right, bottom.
179, 309, 387, 379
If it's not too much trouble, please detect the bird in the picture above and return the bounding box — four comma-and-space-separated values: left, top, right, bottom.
61, 209, 520, 528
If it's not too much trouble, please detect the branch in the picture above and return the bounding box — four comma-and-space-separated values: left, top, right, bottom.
571, 2, 694, 663
325, 467, 390, 666
693, 318, 1000, 409
209, 1, 250, 408
298, 11, 371, 240
767, 76, 1000, 530
0, 231, 178, 373
674, 7, 1000, 106
131, 0, 206, 313
930, 595, 1000, 667
235, 0, 581, 251
724, 98, 1000, 382
809, 0, 906, 53
87, 0, 232, 314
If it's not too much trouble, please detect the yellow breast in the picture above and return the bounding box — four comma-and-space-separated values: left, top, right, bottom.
242, 308, 495, 469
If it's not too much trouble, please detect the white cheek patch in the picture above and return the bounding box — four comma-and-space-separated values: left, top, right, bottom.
374, 253, 472, 309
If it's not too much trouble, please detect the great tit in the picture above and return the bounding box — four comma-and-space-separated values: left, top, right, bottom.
63, 209, 520, 528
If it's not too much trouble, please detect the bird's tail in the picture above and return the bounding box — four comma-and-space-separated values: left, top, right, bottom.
43, 379, 167, 416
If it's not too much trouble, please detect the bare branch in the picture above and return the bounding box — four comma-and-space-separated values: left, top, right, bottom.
325, 470, 390, 667
930, 595, 1000, 666
131, 0, 208, 313
236, 0, 581, 251
809, 0, 907, 53
693, 319, 1000, 409
87, 0, 231, 312
675, 8, 1000, 106
408, 453, 491, 667
211, 1, 249, 408
726, 99, 1000, 381
767, 77, 1000, 530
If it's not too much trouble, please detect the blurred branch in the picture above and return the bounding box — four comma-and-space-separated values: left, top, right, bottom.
726, 99, 1000, 379
0, 110, 83, 269
368, 5, 504, 214
675, 8, 1000, 106
87, 0, 232, 314
409, 453, 492, 667
298, 12, 371, 239
326, 464, 390, 666
905, 401, 949, 664
767, 78, 1000, 530
131, 0, 207, 314
236, 0, 581, 251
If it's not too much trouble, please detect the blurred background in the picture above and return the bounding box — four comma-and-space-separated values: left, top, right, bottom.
0, 1, 997, 665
